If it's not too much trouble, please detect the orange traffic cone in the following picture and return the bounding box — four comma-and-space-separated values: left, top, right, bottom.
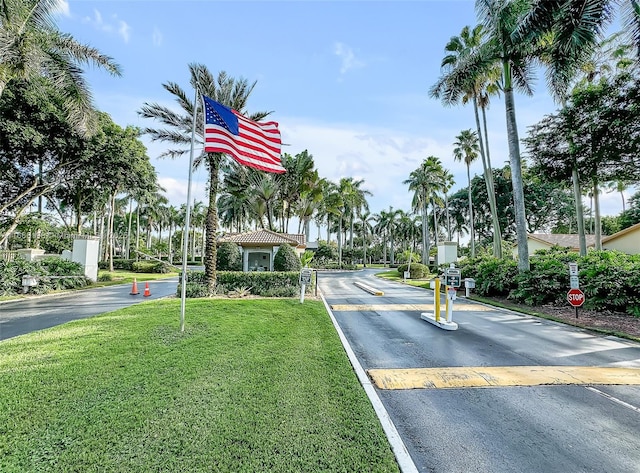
143, 282, 151, 297
130, 278, 140, 295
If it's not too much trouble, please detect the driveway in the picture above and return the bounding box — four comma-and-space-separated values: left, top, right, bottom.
318, 269, 640, 473
0, 277, 178, 341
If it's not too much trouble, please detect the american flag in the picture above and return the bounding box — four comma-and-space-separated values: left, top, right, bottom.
202, 95, 285, 174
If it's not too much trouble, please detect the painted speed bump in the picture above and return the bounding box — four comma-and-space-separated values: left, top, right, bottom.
330, 304, 493, 312
368, 366, 640, 390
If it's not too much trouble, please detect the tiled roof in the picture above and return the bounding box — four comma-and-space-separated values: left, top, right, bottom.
528, 233, 597, 248
219, 229, 305, 247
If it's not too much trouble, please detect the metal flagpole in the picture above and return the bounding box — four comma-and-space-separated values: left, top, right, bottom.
180, 86, 199, 332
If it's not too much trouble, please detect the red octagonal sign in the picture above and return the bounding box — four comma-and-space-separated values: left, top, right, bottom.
567, 288, 585, 307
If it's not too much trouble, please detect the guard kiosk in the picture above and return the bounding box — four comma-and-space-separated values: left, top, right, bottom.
421, 263, 460, 330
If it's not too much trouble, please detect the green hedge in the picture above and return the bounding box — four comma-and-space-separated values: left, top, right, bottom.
461, 249, 640, 316
178, 271, 307, 298
0, 256, 89, 296
131, 261, 171, 274
397, 262, 429, 279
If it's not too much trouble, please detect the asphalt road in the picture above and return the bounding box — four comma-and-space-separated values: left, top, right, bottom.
0, 277, 179, 341
318, 269, 640, 473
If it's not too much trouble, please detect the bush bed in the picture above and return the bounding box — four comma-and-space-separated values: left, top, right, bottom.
179, 270, 307, 298
460, 248, 640, 316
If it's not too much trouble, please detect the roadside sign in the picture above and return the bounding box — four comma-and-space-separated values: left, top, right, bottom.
569, 275, 580, 289
568, 262, 579, 276
444, 268, 461, 288
567, 288, 585, 307
447, 286, 457, 300
300, 268, 312, 285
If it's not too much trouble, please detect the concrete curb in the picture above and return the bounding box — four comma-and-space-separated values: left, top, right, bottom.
354, 281, 384, 296
320, 292, 419, 473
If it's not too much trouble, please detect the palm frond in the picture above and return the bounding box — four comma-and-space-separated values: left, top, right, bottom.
623, 0, 640, 57
49, 32, 122, 76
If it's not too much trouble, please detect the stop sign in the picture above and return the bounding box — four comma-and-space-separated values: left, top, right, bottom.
567, 288, 585, 307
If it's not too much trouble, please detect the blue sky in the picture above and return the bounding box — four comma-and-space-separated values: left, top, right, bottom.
55, 0, 627, 229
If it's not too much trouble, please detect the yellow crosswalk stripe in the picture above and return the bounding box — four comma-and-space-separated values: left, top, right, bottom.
330, 304, 493, 312
368, 366, 640, 390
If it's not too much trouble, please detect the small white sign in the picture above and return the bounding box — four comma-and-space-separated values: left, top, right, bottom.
447, 287, 457, 301
300, 268, 312, 285
569, 275, 580, 289
568, 263, 579, 276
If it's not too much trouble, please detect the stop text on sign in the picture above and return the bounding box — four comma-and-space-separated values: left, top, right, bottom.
567, 289, 585, 307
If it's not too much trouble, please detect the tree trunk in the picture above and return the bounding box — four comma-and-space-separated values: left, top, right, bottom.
126, 198, 133, 259
204, 154, 220, 294
593, 178, 602, 250
503, 65, 530, 271
474, 95, 502, 258
467, 165, 476, 258
338, 217, 343, 267
168, 224, 173, 264
432, 197, 439, 266
422, 191, 430, 266
108, 192, 117, 272
572, 164, 587, 256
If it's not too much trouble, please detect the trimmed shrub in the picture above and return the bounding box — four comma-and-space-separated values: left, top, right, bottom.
217, 242, 242, 271
397, 262, 429, 279
132, 261, 171, 273
98, 259, 135, 271
177, 270, 303, 298
510, 247, 579, 305
274, 244, 301, 272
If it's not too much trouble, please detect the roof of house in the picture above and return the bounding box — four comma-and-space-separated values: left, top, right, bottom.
601, 222, 640, 243
528, 233, 597, 249
218, 229, 306, 247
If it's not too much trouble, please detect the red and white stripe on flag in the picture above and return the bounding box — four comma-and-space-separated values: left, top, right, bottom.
204, 109, 285, 174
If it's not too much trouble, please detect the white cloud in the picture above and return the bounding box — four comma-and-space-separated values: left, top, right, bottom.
280, 117, 462, 216
118, 19, 131, 43
82, 9, 131, 43
334, 42, 365, 75
152, 27, 163, 47
158, 177, 208, 209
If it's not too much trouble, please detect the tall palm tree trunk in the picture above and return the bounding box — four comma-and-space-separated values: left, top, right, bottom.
126, 198, 133, 259
473, 95, 502, 257
422, 192, 430, 266
204, 154, 220, 293
593, 179, 602, 250
466, 165, 476, 258
572, 164, 587, 256
503, 71, 529, 271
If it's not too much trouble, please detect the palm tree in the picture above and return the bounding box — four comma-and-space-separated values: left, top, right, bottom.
0, 0, 121, 130
515, 0, 640, 99
404, 156, 444, 266
360, 210, 375, 266
277, 150, 318, 233
453, 129, 480, 257
441, 169, 456, 241
430, 23, 504, 258
375, 206, 400, 266
140, 66, 271, 293
475, 0, 536, 271
166, 205, 180, 264
339, 177, 372, 261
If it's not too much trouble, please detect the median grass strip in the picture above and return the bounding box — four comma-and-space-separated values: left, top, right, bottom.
0, 299, 400, 473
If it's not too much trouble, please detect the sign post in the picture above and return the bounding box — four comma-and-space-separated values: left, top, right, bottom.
299, 268, 312, 303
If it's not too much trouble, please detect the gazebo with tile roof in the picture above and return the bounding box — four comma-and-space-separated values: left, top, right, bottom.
218, 229, 306, 272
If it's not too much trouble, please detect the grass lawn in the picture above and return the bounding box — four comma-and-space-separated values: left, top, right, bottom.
0, 299, 400, 473
95, 269, 179, 287
376, 270, 434, 290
